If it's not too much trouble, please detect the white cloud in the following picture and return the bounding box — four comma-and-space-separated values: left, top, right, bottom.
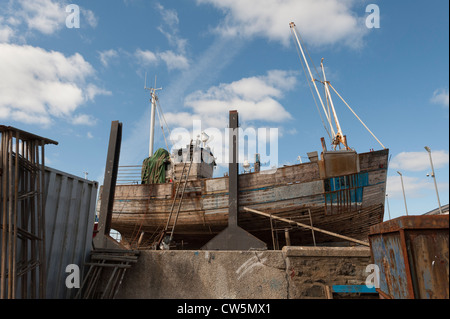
155, 2, 187, 53
135, 49, 189, 70
0, 43, 109, 126
390, 150, 449, 172
0, 26, 13, 43
133, 3, 190, 71
159, 50, 189, 70
85, 84, 112, 101
0, 0, 97, 40
156, 3, 179, 27
82, 7, 98, 28
72, 114, 97, 126
98, 49, 119, 67
0, 17, 14, 42
135, 49, 159, 66
17, 0, 66, 35
197, 0, 367, 48
386, 175, 430, 200
386, 175, 448, 200
165, 70, 296, 129
431, 88, 449, 108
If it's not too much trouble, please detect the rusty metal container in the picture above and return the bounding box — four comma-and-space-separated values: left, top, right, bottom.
369, 215, 449, 299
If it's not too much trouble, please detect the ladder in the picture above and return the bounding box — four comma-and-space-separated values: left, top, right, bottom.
75, 248, 140, 299
157, 143, 194, 249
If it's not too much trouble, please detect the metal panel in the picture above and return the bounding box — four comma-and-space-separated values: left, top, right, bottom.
369, 232, 410, 298
369, 215, 449, 299
322, 150, 360, 178
406, 229, 449, 299
43, 166, 98, 299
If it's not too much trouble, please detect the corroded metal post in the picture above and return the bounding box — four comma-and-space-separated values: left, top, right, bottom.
202, 111, 266, 250
228, 110, 239, 227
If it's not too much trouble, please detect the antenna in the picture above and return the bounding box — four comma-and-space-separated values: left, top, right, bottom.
145, 74, 163, 157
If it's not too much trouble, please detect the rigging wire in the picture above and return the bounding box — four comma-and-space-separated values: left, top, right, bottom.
155, 100, 170, 151
296, 30, 323, 83
156, 98, 173, 149
328, 83, 386, 150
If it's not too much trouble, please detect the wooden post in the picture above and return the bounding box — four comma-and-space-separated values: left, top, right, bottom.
284, 228, 291, 246
94, 121, 124, 250
308, 209, 316, 246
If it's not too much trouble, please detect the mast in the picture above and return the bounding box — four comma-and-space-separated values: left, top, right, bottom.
289, 22, 335, 139
145, 74, 162, 157
320, 59, 349, 150
289, 22, 349, 150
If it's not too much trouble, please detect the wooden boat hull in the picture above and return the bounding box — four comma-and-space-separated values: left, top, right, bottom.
99, 149, 389, 249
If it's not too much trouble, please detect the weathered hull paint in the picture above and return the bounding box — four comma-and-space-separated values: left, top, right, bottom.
98, 149, 389, 249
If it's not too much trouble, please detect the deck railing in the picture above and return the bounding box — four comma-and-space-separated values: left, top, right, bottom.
117, 165, 142, 184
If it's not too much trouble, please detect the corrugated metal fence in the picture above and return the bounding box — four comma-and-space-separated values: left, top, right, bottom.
44, 166, 98, 299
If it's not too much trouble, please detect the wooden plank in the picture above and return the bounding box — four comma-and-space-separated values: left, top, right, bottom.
84, 263, 132, 269
243, 207, 370, 247
90, 254, 138, 261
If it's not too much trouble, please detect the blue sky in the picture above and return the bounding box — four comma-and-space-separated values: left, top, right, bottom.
1, 0, 448, 221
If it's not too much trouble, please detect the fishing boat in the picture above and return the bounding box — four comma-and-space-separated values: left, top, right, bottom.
98, 23, 389, 250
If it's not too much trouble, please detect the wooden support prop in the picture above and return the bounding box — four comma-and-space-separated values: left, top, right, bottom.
94, 121, 124, 250
243, 207, 369, 247
308, 209, 317, 246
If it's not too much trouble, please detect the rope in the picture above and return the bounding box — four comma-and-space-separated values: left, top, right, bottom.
141, 148, 170, 184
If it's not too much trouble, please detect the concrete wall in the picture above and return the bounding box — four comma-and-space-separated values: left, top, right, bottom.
285, 246, 372, 298
110, 246, 372, 299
